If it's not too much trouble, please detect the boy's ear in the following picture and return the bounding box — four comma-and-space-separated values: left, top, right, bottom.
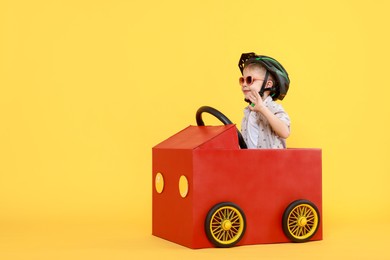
265, 80, 274, 89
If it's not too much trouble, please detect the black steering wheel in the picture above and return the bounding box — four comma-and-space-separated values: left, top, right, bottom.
196, 106, 247, 149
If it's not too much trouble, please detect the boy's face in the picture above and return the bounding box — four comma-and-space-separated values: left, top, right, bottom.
240, 66, 266, 100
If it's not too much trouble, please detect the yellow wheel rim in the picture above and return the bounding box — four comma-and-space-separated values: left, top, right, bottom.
287, 203, 319, 240
209, 206, 245, 245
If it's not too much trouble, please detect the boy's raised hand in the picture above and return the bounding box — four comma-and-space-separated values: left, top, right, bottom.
248, 90, 266, 113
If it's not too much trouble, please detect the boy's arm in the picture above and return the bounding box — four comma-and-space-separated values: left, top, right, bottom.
248, 91, 290, 139
256, 106, 290, 139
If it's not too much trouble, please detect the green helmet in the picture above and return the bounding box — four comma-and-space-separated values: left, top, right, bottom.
238, 52, 290, 100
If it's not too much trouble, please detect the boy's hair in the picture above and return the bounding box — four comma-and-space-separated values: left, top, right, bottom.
244, 63, 275, 85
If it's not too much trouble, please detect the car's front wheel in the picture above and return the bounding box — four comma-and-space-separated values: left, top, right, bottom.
205, 202, 246, 248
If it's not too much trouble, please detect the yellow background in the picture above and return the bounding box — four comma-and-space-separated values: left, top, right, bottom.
1, 0, 389, 259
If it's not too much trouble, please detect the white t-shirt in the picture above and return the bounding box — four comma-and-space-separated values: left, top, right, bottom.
241, 96, 290, 149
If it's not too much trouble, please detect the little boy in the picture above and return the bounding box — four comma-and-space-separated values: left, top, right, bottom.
238, 52, 291, 149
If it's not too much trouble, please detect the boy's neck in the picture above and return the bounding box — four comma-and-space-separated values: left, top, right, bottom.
262, 91, 271, 101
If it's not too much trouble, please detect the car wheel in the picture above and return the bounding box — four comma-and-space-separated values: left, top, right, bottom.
205, 202, 246, 248
282, 199, 320, 242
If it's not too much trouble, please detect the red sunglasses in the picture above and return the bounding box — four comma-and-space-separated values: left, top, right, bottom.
239, 76, 265, 86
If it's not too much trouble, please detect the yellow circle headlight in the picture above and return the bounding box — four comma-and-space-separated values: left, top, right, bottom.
179, 175, 189, 198
155, 172, 164, 194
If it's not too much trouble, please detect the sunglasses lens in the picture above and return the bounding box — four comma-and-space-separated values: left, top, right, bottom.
240, 76, 253, 85
239, 77, 244, 85
245, 76, 252, 85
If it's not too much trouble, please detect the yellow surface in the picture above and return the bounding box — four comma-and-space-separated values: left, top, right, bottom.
179, 175, 189, 198
155, 172, 164, 194
1, 0, 390, 259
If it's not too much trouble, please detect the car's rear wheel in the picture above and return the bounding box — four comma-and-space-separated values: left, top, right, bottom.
282, 200, 320, 242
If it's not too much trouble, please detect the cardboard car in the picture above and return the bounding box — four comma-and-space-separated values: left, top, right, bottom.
152, 107, 322, 248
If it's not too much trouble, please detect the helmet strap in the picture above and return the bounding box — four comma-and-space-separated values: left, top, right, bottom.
259, 70, 270, 97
